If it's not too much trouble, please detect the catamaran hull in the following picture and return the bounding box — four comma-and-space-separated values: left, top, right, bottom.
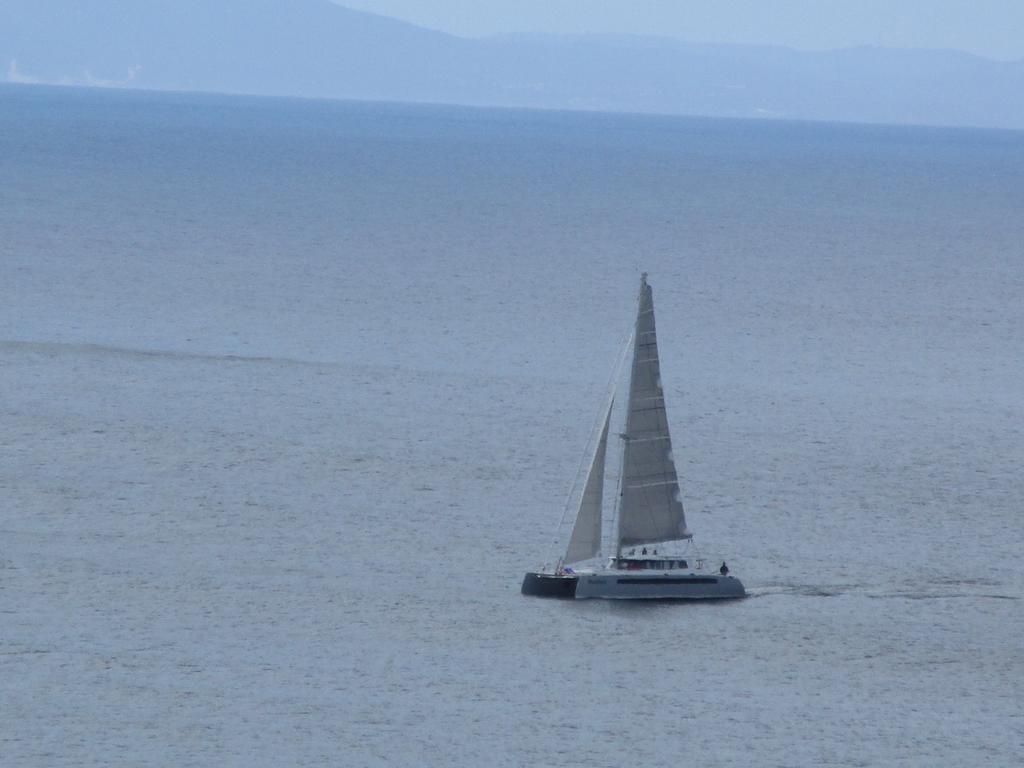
521, 572, 579, 598
574, 573, 745, 600
522, 572, 745, 600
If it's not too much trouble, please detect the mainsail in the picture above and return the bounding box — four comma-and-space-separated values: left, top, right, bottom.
617, 273, 691, 548
564, 401, 612, 565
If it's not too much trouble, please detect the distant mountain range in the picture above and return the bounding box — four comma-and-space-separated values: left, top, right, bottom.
3, 0, 1023, 128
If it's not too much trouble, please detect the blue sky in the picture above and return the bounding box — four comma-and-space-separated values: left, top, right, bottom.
335, 0, 1024, 60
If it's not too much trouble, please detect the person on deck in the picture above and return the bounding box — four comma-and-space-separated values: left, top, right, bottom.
720, 562, 729, 576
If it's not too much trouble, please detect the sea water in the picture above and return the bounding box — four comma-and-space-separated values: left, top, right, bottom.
1, 84, 1022, 766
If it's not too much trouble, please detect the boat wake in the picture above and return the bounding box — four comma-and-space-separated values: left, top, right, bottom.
866, 591, 1019, 601
746, 583, 1019, 600
0, 339, 306, 365
746, 584, 846, 598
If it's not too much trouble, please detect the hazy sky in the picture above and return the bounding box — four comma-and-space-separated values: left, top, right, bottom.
334, 0, 1024, 61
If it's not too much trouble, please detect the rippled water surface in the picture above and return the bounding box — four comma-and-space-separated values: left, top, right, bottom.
2, 84, 1022, 766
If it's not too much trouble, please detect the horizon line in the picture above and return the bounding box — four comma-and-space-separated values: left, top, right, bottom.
4, 79, 1023, 136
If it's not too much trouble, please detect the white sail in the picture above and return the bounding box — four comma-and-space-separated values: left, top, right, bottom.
564, 400, 613, 565
617, 273, 691, 548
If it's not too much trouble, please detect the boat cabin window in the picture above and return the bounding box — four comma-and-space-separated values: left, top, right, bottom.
618, 558, 691, 570
618, 558, 692, 570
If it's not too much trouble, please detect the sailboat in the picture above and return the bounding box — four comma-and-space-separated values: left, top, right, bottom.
521, 273, 746, 600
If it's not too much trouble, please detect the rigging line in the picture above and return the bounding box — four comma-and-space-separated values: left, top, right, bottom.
592, 323, 635, 565
613, 275, 650, 558
542, 321, 634, 571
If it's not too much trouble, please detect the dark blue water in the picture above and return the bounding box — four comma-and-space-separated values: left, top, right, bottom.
2, 84, 1022, 766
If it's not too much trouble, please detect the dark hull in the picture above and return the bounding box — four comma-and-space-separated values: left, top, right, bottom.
522, 570, 746, 600
521, 571, 578, 598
